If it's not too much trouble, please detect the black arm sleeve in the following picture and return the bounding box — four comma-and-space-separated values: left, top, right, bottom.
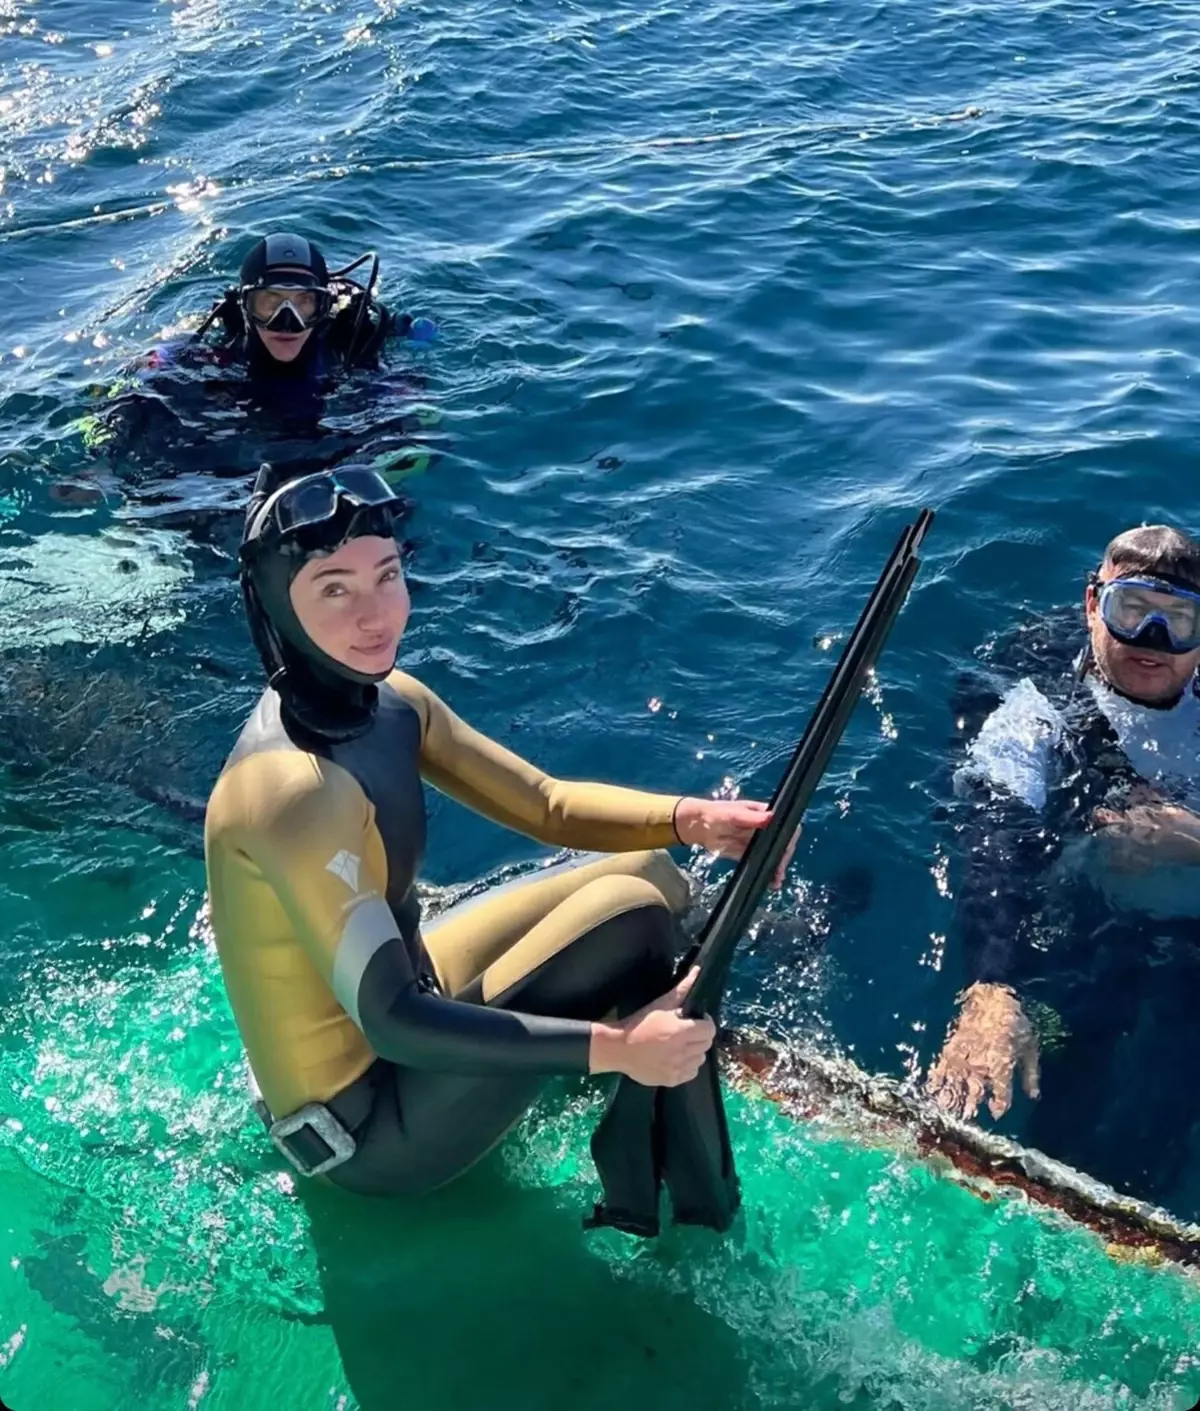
355, 939, 592, 1076
246, 766, 595, 1079
955, 785, 1062, 988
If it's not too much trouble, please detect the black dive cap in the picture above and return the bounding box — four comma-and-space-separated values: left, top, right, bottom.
240, 464, 404, 697
240, 233, 330, 289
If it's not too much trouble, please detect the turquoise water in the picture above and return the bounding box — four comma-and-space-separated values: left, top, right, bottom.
5, 0, 1200, 1404
6, 885, 1200, 1411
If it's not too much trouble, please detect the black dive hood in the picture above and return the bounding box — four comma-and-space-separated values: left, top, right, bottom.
240, 465, 402, 744
241, 231, 333, 375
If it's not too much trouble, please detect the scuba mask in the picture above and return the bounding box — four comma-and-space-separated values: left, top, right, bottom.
1096, 575, 1200, 656
242, 282, 333, 334
238, 233, 334, 338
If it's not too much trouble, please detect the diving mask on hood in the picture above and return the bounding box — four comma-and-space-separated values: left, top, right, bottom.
239, 465, 406, 736
239, 233, 334, 335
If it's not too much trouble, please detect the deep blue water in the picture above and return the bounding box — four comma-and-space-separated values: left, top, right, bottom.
4, 0, 1200, 1402
7, 0, 1200, 1153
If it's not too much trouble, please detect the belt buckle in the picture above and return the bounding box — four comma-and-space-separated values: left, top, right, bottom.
268, 1102, 357, 1178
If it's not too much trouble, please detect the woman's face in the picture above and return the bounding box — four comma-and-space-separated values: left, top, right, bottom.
255, 325, 314, 363
289, 535, 409, 676
248, 286, 319, 363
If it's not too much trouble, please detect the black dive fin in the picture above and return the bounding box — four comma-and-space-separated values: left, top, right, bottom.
587, 939, 735, 1237
585, 1078, 663, 1237
659, 1046, 739, 1230
587, 1048, 738, 1237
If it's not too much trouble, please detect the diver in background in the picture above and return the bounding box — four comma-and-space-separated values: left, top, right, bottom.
168, 231, 435, 381
927, 524, 1200, 1212
66, 233, 441, 509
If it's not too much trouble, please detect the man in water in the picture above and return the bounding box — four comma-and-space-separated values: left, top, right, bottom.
69, 232, 439, 509
927, 524, 1200, 1210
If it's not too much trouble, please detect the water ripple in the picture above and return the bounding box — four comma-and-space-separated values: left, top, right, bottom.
5, 0, 1200, 1398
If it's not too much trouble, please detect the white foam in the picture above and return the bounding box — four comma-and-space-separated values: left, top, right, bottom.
956, 677, 1064, 812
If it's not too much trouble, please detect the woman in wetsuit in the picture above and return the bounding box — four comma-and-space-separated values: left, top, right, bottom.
204, 467, 791, 1210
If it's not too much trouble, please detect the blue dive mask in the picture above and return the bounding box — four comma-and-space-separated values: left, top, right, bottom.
1098, 576, 1200, 655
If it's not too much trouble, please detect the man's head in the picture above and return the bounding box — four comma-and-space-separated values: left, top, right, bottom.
239, 233, 332, 364
1085, 524, 1200, 706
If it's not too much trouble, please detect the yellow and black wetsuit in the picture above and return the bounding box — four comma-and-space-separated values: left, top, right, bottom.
205, 670, 691, 1195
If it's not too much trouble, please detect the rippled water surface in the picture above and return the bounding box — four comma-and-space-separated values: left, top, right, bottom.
4, 0, 1200, 1405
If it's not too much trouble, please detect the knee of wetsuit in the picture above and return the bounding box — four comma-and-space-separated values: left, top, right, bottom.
481, 898, 679, 1021
637, 849, 693, 917
598, 901, 679, 1017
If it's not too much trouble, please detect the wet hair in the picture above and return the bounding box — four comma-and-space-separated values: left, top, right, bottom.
1099, 524, 1200, 592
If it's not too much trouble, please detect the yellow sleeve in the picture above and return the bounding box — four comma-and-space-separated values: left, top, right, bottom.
389, 672, 682, 853
216, 752, 393, 1000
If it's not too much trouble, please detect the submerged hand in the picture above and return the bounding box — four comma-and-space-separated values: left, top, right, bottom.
588, 967, 716, 1088
49, 480, 105, 506
926, 982, 1040, 1122
674, 797, 800, 889
1093, 801, 1200, 872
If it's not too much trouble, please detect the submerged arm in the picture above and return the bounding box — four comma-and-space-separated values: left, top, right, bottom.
956, 788, 1060, 990
953, 679, 1068, 990
928, 681, 1067, 1118
928, 787, 1055, 1120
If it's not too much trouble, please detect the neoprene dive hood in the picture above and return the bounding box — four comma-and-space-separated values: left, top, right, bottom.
239, 464, 405, 742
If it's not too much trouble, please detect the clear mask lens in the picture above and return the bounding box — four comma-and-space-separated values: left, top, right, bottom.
243, 282, 330, 331
1100, 578, 1200, 654
247, 470, 401, 553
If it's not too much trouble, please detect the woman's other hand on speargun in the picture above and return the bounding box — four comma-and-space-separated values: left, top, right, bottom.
674, 797, 799, 889
589, 967, 714, 1088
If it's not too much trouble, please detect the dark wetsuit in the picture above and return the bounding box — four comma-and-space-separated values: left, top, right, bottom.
92, 302, 438, 499
204, 671, 691, 1196
950, 664, 1200, 1209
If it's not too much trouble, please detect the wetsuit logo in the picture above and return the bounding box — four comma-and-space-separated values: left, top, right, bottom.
325, 850, 360, 892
